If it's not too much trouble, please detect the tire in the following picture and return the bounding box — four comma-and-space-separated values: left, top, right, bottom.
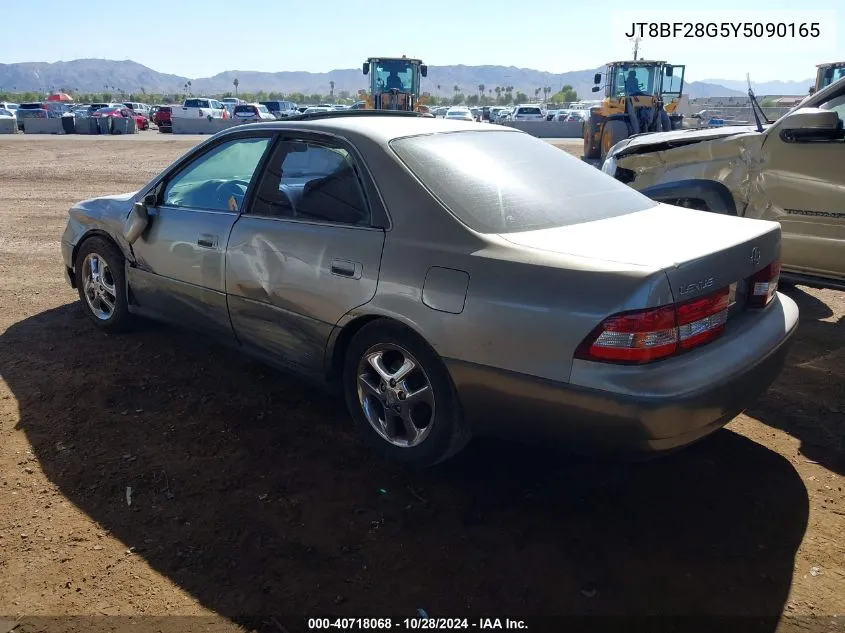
600, 119, 629, 161
74, 236, 132, 333
583, 115, 602, 159
342, 320, 471, 466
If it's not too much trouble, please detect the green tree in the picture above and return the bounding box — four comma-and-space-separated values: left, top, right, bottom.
549, 84, 578, 104
451, 92, 465, 105
514, 91, 529, 104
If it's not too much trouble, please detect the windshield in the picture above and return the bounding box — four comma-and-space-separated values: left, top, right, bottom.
613, 64, 658, 97
390, 131, 656, 234
371, 59, 415, 93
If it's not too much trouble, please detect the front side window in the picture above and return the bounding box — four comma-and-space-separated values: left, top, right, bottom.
661, 65, 685, 96
162, 137, 271, 212
250, 140, 370, 225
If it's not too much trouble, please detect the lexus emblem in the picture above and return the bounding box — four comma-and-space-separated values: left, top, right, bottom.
750, 247, 761, 265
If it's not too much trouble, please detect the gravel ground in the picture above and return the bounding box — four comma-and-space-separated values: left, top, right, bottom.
0, 136, 842, 633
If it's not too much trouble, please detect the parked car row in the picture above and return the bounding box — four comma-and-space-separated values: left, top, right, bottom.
429, 103, 592, 125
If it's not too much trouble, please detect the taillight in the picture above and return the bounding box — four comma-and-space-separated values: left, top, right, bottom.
575, 286, 732, 365
747, 259, 780, 309
676, 286, 730, 350
198, 109, 204, 117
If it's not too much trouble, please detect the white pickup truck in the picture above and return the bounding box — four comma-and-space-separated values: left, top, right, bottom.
171, 97, 225, 120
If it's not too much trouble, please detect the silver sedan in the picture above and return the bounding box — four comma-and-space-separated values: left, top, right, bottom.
61, 113, 798, 465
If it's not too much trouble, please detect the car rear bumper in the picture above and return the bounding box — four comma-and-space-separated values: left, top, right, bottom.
446, 293, 798, 454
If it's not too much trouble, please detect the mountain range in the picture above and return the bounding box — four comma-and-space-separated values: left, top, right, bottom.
0, 59, 814, 99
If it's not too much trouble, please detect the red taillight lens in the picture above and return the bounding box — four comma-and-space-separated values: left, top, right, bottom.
575, 305, 678, 364
677, 286, 730, 350
747, 259, 780, 308
575, 287, 732, 365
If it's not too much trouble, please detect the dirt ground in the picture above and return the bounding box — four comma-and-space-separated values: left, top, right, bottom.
0, 136, 842, 633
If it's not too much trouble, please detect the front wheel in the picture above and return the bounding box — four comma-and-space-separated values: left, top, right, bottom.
600, 119, 629, 161
343, 320, 471, 466
74, 237, 132, 332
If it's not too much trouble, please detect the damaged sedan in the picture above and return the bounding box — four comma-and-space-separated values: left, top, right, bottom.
602, 76, 845, 291
62, 111, 798, 466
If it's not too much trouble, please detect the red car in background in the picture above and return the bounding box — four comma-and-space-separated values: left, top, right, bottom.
91, 106, 150, 130
153, 106, 172, 132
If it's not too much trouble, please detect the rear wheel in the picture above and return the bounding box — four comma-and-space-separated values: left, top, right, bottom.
343, 320, 470, 466
583, 115, 602, 159
600, 120, 629, 161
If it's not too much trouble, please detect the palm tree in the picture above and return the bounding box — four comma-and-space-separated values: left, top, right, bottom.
233, 78, 239, 98
478, 83, 485, 99
330, 80, 335, 99
436, 84, 441, 93
534, 87, 541, 99
453, 84, 460, 95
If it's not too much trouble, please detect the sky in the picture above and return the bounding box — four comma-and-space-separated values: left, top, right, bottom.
5, 0, 843, 81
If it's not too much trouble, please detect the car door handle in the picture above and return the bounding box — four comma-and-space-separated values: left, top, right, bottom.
197, 234, 219, 249
331, 258, 361, 279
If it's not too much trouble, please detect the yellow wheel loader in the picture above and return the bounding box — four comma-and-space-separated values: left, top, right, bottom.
361, 56, 432, 114
584, 60, 686, 160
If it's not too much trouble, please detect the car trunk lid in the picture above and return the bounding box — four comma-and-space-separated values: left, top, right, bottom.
499, 203, 781, 306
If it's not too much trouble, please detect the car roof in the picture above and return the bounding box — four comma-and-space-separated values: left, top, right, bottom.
225, 115, 519, 146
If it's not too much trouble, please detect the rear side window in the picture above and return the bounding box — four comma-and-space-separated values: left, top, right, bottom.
390, 130, 656, 234
250, 140, 370, 225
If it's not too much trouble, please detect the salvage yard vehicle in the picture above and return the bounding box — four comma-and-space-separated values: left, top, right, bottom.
173, 97, 225, 120
602, 76, 845, 291
61, 111, 797, 466
153, 106, 172, 132
232, 103, 276, 121
91, 106, 150, 130
361, 55, 429, 113
585, 59, 686, 160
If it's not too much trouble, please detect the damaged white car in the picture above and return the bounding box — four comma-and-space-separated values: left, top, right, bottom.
602, 77, 845, 291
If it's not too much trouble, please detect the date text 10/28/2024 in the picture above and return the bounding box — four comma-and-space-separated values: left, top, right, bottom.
307, 618, 528, 630
624, 22, 821, 38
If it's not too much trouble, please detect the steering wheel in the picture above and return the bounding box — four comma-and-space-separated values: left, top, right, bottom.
215, 180, 249, 212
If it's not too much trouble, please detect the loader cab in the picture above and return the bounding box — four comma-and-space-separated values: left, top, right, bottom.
362, 56, 428, 111
592, 61, 685, 101
815, 62, 845, 92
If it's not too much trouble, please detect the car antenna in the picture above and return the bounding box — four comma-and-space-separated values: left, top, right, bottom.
746, 73, 768, 132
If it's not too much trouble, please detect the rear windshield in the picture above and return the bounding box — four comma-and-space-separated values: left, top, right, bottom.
160, 106, 171, 113
517, 107, 542, 115
234, 105, 255, 112
389, 130, 656, 234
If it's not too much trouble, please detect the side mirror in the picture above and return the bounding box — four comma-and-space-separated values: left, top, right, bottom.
778, 107, 842, 143
125, 199, 151, 244
591, 86, 600, 92
362, 63, 369, 75
593, 73, 601, 84
665, 65, 674, 77
421, 65, 428, 77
